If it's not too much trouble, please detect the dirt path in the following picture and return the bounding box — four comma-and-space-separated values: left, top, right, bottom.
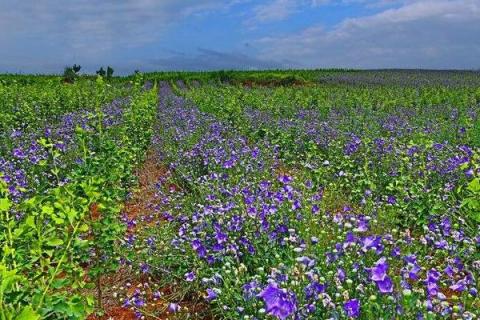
87, 150, 170, 320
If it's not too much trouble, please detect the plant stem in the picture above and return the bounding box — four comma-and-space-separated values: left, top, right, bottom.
35, 220, 81, 312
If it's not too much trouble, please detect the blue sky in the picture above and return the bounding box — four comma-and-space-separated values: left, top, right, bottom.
0, 0, 479, 74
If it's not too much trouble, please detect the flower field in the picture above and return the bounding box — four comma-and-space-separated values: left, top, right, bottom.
1, 70, 479, 319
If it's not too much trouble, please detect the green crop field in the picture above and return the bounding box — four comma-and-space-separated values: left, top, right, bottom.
1, 70, 479, 319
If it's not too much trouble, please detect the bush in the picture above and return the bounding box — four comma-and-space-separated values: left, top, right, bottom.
96, 67, 106, 77
106, 66, 114, 80
63, 64, 81, 83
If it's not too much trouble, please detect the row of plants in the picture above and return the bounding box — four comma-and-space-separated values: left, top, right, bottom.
145, 70, 480, 88
0, 78, 128, 145
183, 84, 480, 144
0, 76, 158, 319
0, 78, 131, 202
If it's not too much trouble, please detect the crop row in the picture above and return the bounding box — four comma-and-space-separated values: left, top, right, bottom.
0, 76, 158, 319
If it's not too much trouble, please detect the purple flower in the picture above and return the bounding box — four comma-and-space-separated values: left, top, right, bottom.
134, 297, 145, 307
337, 268, 346, 283
296, 256, 315, 268
440, 217, 451, 235
469, 288, 478, 296
205, 288, 218, 301
123, 298, 131, 307
449, 280, 466, 292
191, 239, 202, 250
426, 269, 441, 297
278, 174, 293, 184
344, 232, 356, 246
356, 218, 369, 232
223, 158, 236, 168
304, 281, 325, 300
168, 303, 180, 313
343, 299, 360, 318
371, 258, 394, 294
185, 271, 196, 282
215, 231, 228, 244
387, 195, 397, 205
465, 168, 474, 178
427, 269, 441, 282
371, 257, 388, 281
12, 148, 26, 159
376, 276, 394, 293
362, 235, 381, 252
391, 247, 401, 257
258, 282, 297, 320
243, 280, 260, 299
444, 265, 454, 278
140, 263, 150, 274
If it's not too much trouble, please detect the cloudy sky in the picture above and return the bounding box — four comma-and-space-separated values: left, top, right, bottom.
0, 0, 479, 74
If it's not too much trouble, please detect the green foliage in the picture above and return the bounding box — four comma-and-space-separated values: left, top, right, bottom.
0, 77, 158, 318
2, 69, 480, 319
460, 153, 480, 224
72, 65, 81, 74
106, 66, 114, 80
95, 66, 114, 80
96, 67, 106, 77
63, 65, 81, 83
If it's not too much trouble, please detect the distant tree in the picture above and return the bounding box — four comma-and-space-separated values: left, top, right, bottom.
63, 64, 81, 83
96, 67, 106, 77
72, 64, 81, 73
106, 66, 114, 80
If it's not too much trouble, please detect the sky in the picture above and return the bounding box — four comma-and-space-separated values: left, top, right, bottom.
0, 0, 479, 74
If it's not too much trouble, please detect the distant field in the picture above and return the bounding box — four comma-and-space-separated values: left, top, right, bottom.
1, 70, 479, 319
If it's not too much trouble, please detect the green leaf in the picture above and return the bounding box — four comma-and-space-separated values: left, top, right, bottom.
467, 178, 480, 193
0, 198, 11, 211
15, 306, 40, 320
66, 208, 78, 224
52, 278, 70, 289
78, 223, 89, 232
26, 215, 36, 228
46, 238, 64, 247
52, 216, 65, 225
42, 205, 54, 215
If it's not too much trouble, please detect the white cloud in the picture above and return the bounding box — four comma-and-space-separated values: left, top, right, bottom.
0, 1, 237, 62
256, 0, 480, 69
245, 0, 329, 26
249, 0, 299, 23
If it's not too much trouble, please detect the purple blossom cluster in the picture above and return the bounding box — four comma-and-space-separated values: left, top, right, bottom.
0, 98, 128, 201
124, 83, 479, 319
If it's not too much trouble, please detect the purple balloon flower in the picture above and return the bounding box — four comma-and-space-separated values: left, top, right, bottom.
371, 257, 394, 293
168, 302, 180, 313
344, 299, 360, 318
376, 276, 394, 294
205, 288, 218, 301
371, 257, 388, 281
258, 282, 297, 320
185, 271, 196, 282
